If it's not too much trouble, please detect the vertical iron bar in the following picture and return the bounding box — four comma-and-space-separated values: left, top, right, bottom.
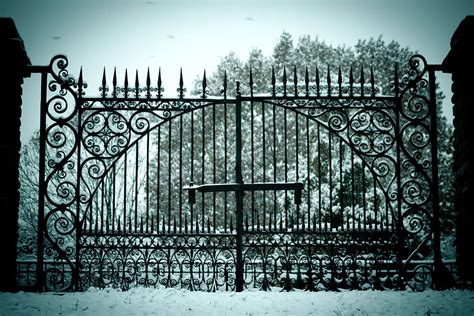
168, 120, 172, 233
339, 137, 343, 231
157, 126, 161, 234
273, 104, 277, 231
146, 132, 150, 233
36, 71, 47, 291
262, 102, 266, 230
179, 115, 183, 233
235, 86, 244, 292
212, 104, 216, 233
201, 107, 206, 233
284, 108, 288, 230
112, 165, 116, 233
296, 112, 300, 231
351, 151, 355, 230
251, 98, 255, 231
329, 131, 332, 231
135, 142, 139, 232
224, 103, 228, 233
306, 118, 311, 232
317, 124, 322, 231
191, 111, 194, 233
124, 151, 127, 233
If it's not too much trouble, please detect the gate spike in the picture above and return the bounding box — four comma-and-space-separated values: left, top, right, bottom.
370, 66, 375, 97
223, 70, 227, 98
315, 65, 320, 97
249, 68, 254, 96
293, 65, 298, 96
202, 69, 207, 99
271, 66, 276, 96
157, 67, 162, 98
101, 67, 107, 97
327, 65, 331, 96
207, 217, 211, 233
78, 67, 84, 96
162, 216, 166, 233
135, 70, 140, 98
185, 215, 188, 234
338, 65, 342, 96
230, 216, 233, 233
124, 69, 129, 98
349, 66, 354, 96
178, 67, 184, 98
112, 67, 117, 98
283, 66, 287, 97
174, 216, 177, 234
117, 220, 121, 233
360, 65, 365, 97
305, 66, 309, 97
146, 68, 151, 98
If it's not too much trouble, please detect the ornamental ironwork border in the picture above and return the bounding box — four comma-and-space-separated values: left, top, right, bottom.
29, 54, 445, 292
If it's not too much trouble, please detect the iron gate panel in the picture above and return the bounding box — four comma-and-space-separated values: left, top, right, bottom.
34, 54, 442, 292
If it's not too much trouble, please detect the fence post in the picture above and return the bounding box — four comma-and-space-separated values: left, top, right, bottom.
234, 82, 244, 292
0, 18, 31, 291
442, 15, 474, 288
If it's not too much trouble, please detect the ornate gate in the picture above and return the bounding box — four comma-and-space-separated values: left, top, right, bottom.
33, 54, 444, 291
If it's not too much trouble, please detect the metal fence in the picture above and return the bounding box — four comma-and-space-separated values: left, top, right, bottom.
29, 54, 445, 291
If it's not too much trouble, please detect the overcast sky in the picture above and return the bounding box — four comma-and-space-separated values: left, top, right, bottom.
2, 0, 473, 143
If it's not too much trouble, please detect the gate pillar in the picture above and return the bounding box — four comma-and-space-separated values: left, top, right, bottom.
0, 18, 30, 291
443, 15, 474, 287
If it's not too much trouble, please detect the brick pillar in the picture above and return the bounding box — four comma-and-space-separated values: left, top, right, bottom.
0, 18, 30, 291
442, 16, 474, 287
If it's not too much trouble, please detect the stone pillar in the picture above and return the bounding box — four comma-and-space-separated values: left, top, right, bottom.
0, 18, 30, 291
442, 15, 474, 287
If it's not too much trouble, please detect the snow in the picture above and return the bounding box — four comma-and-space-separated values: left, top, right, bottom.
1, 288, 473, 316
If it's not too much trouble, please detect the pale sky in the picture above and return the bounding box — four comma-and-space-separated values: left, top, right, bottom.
2, 0, 473, 143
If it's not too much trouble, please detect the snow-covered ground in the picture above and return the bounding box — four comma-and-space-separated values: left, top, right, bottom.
1, 288, 473, 316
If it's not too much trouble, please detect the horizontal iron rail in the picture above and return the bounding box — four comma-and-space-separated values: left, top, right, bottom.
183, 181, 304, 205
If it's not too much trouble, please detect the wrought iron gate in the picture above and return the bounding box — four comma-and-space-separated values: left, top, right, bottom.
32, 54, 444, 292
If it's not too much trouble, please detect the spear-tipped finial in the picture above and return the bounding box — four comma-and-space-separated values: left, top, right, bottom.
305, 66, 309, 97
327, 65, 331, 96
157, 67, 162, 98
78, 67, 84, 97
146, 68, 151, 98
338, 66, 342, 96
370, 66, 375, 97
271, 66, 276, 96
315, 65, 320, 96
178, 68, 185, 98
124, 69, 129, 98
112, 67, 117, 97
360, 65, 365, 96
223, 70, 228, 98
101, 67, 107, 97
349, 66, 354, 96
202, 69, 207, 98
135, 69, 140, 98
293, 65, 298, 96
283, 66, 287, 97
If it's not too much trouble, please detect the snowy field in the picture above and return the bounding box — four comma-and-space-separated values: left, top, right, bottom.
1, 288, 473, 315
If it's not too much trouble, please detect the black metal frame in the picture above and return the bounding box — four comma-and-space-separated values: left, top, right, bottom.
28, 54, 444, 292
